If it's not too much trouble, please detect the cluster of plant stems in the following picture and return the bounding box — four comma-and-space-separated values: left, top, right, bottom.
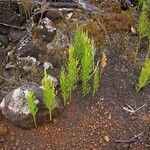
26, 68, 56, 128
60, 27, 107, 104
26, 26, 107, 128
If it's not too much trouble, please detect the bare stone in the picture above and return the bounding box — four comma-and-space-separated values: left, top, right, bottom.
14, 37, 41, 58
29, 18, 56, 50
0, 35, 9, 48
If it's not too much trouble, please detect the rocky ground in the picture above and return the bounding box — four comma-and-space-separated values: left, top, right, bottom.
0, 0, 150, 149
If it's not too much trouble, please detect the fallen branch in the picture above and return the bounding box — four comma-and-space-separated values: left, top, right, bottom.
115, 132, 144, 143
33, 1, 110, 17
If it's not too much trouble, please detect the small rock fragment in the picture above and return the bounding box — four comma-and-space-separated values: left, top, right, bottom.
104, 135, 110, 142
131, 26, 137, 35
29, 18, 56, 50
44, 62, 53, 70
0, 35, 9, 48
143, 115, 150, 122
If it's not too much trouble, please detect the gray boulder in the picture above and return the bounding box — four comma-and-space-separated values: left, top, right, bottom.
0, 84, 62, 128
14, 37, 41, 58
29, 17, 57, 50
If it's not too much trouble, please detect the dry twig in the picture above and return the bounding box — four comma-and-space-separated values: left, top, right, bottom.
115, 132, 144, 143
123, 104, 146, 115
0, 22, 26, 30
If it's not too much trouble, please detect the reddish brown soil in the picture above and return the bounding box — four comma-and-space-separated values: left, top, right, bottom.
0, 0, 150, 150
1, 47, 150, 150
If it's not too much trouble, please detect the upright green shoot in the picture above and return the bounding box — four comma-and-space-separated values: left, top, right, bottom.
67, 46, 79, 98
42, 68, 56, 122
60, 46, 79, 105
60, 67, 69, 105
25, 89, 38, 128
81, 46, 94, 96
135, 58, 150, 92
135, 0, 150, 61
138, 0, 144, 9
72, 26, 94, 62
72, 27, 94, 96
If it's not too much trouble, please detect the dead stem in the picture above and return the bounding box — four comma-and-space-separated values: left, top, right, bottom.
0, 22, 25, 30
115, 132, 144, 143
123, 104, 146, 115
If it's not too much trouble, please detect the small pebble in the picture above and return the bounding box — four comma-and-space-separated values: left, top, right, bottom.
104, 135, 110, 142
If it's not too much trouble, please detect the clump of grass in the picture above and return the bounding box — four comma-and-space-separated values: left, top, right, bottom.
135, 58, 150, 92
60, 46, 79, 105
25, 89, 38, 128
42, 68, 56, 122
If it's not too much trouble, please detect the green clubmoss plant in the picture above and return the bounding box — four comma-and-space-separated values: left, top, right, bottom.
42, 68, 56, 122
135, 1, 150, 61
135, 58, 150, 92
81, 45, 94, 96
72, 26, 94, 62
67, 46, 79, 99
60, 45, 79, 105
25, 89, 38, 128
138, 0, 144, 9
60, 67, 69, 105
72, 27, 94, 96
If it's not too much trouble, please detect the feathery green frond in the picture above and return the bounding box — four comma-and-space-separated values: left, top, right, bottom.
60, 67, 70, 104
72, 26, 95, 96
67, 46, 79, 93
25, 89, 38, 128
135, 1, 150, 60
72, 26, 94, 62
138, 0, 144, 9
135, 58, 150, 92
42, 68, 56, 122
81, 46, 94, 96
138, 10, 150, 39
60, 45, 79, 104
